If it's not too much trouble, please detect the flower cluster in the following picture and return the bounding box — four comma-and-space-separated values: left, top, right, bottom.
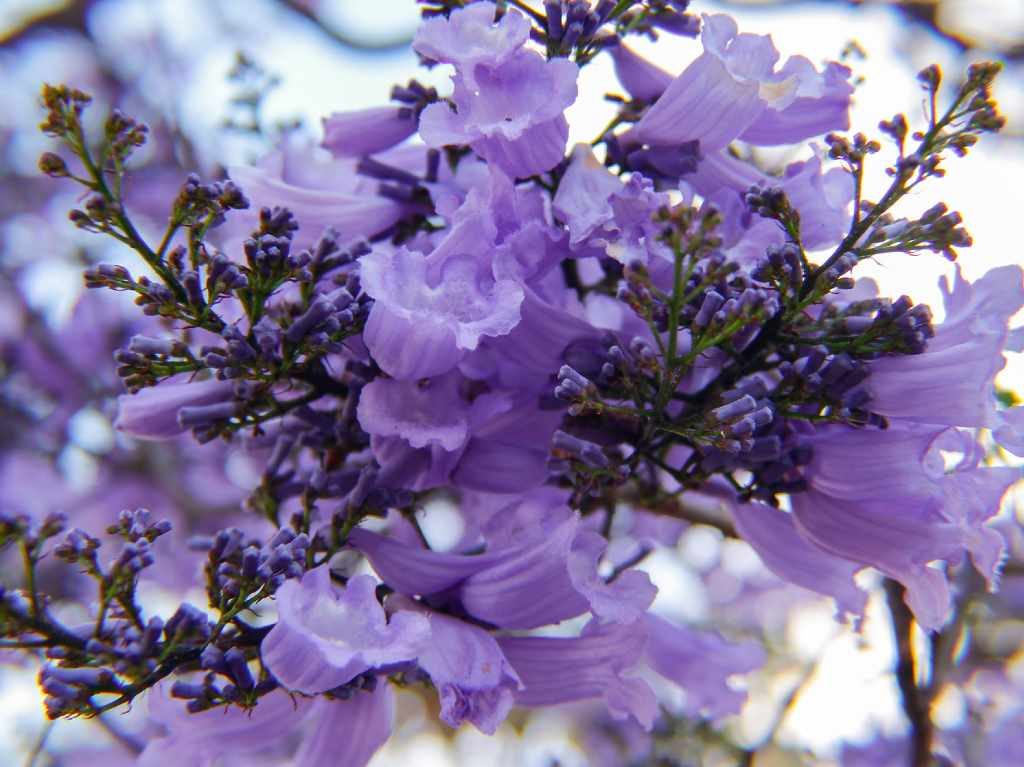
2, 2, 1020, 765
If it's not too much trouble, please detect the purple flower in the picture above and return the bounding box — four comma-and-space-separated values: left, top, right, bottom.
358, 371, 471, 452
609, 41, 674, 102
929, 428, 1021, 585
626, 14, 851, 153
227, 141, 409, 248
645, 614, 766, 721
731, 498, 868, 619
869, 265, 1024, 450
360, 371, 561, 494
348, 526, 507, 596
413, 1, 531, 81
553, 145, 672, 266
776, 152, 854, 249
139, 683, 393, 767
260, 566, 429, 694
390, 595, 521, 734
449, 390, 564, 493
497, 619, 658, 729
321, 106, 418, 158
415, 4, 578, 179
791, 424, 1018, 630
419, 52, 578, 179
350, 495, 656, 629
139, 685, 314, 766
360, 244, 525, 381
114, 376, 234, 441
293, 685, 394, 767
567, 532, 659, 626
553, 144, 626, 247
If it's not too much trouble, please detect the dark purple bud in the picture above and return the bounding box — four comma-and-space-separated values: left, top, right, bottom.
224, 648, 255, 691
745, 436, 783, 462
286, 295, 334, 343
552, 430, 609, 469
695, 290, 725, 327
712, 395, 756, 423
545, 0, 563, 39
171, 680, 208, 700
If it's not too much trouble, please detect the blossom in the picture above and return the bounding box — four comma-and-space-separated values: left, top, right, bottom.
260, 567, 429, 694
360, 245, 525, 380
114, 376, 234, 441
321, 106, 418, 158
416, 4, 578, 178
139, 683, 393, 767
357, 371, 471, 452
731, 498, 868, 618
553, 144, 672, 265
139, 686, 314, 767
15, 1, 1022, 763
389, 595, 521, 734
790, 424, 1017, 630
609, 41, 673, 102
644, 614, 766, 721
413, 1, 531, 80
868, 265, 1024, 452
497, 619, 658, 729
227, 139, 409, 248
349, 494, 656, 630
626, 14, 852, 152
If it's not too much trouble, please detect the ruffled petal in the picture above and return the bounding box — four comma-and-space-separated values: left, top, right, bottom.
261, 568, 429, 694
358, 372, 470, 451
391, 597, 521, 734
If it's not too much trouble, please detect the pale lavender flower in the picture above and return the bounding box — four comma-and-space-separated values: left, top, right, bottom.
114, 376, 234, 441
497, 619, 658, 729
357, 371, 471, 452
260, 567, 429, 694
321, 106, 418, 158
731, 499, 868, 619
626, 14, 851, 152
293, 686, 394, 767
415, 3, 578, 178
350, 497, 656, 629
869, 265, 1024, 453
390, 595, 522, 734
791, 424, 1018, 630
609, 41, 674, 102
553, 144, 672, 265
139, 685, 314, 766
360, 241, 524, 380
227, 141, 409, 248
140, 683, 392, 767
645, 614, 766, 721
413, 1, 531, 82
419, 51, 578, 179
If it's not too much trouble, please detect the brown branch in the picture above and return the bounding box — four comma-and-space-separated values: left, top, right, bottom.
273, 0, 413, 53
885, 579, 934, 767
0, 0, 93, 48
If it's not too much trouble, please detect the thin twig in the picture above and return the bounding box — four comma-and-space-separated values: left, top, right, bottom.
23, 721, 54, 767
885, 579, 934, 767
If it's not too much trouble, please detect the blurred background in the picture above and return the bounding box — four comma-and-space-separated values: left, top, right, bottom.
1, 1, 1022, 765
